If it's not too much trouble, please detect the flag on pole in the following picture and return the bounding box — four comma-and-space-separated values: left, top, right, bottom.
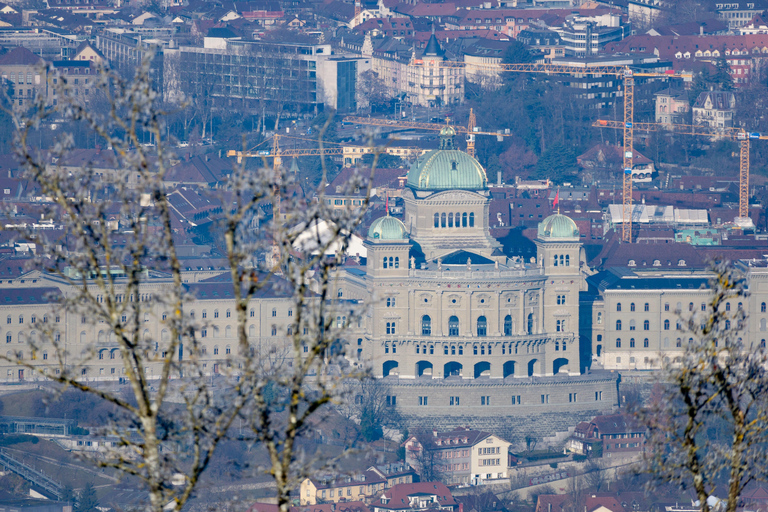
385, 192, 389, 215
553, 189, 560, 210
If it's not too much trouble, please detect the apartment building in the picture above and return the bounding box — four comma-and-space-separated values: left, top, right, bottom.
0, 269, 298, 382
299, 464, 415, 505
654, 89, 689, 126
165, 37, 365, 115
403, 427, 511, 484
0, 46, 48, 108
585, 260, 768, 371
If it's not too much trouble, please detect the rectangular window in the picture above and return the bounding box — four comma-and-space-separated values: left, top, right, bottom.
511, 395, 521, 405
418, 396, 428, 406
541, 394, 549, 404
449, 396, 460, 406
596, 391, 603, 401
481, 396, 490, 406
569, 393, 577, 402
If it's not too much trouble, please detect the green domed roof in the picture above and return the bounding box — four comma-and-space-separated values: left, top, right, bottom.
406, 150, 487, 191
368, 215, 408, 241
538, 214, 579, 239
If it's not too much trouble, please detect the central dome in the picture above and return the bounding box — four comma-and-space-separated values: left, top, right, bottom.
406, 150, 487, 191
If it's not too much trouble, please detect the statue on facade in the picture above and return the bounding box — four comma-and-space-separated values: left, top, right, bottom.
466, 257, 471, 270
437, 258, 442, 271
410, 255, 415, 269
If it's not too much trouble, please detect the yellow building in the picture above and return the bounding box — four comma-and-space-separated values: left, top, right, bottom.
300, 464, 415, 505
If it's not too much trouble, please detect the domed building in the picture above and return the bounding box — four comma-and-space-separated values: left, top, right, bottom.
338, 130, 616, 451
403, 128, 502, 261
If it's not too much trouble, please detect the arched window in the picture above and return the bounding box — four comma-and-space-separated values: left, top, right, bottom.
214, 309, 219, 318
448, 213, 453, 227
473, 345, 478, 355
225, 345, 231, 355
643, 320, 649, 331
565, 254, 570, 266
689, 302, 694, 312
383, 257, 388, 269
422, 315, 431, 336
630, 303, 635, 312
617, 303, 622, 312
630, 338, 635, 348
553, 254, 559, 267
469, 212, 475, 227
644, 303, 650, 312
434, 213, 439, 227
726, 303, 731, 312
761, 319, 767, 332
644, 338, 649, 348
664, 319, 670, 330
448, 316, 459, 336
441, 213, 446, 228
504, 315, 512, 336
213, 346, 219, 355
80, 331, 86, 343
616, 338, 621, 348
597, 312, 602, 324
249, 325, 255, 337
762, 302, 767, 313
556, 319, 562, 332
455, 212, 461, 228
477, 316, 487, 337
560, 255, 565, 266
725, 319, 731, 330
226, 309, 231, 318
527, 313, 534, 334
615, 319, 622, 330
338, 288, 343, 298
389, 256, 394, 268
462, 212, 467, 227
225, 325, 232, 338
394, 257, 399, 269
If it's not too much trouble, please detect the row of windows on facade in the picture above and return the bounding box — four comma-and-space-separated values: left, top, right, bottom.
4, 323, 294, 345
405, 338, 567, 356
5, 342, 296, 364
414, 391, 603, 406
434, 212, 475, 228
552, 254, 570, 267
4, 305, 292, 326
616, 334, 764, 348
614, 301, 757, 313
416, 314, 543, 337
615, 317, 746, 331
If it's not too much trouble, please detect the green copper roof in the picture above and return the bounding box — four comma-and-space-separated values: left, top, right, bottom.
368, 215, 408, 241
406, 150, 487, 191
538, 214, 579, 239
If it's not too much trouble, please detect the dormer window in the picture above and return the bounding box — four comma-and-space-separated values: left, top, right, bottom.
628, 259, 636, 267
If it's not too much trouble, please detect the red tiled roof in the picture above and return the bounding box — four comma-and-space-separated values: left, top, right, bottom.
535, 495, 569, 512
585, 494, 626, 512
370, 482, 456, 510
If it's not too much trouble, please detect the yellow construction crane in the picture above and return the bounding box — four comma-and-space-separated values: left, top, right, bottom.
407, 60, 691, 241
593, 119, 768, 229
227, 134, 423, 166
344, 108, 506, 158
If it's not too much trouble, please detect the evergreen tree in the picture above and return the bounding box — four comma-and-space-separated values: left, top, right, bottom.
75, 482, 98, 512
